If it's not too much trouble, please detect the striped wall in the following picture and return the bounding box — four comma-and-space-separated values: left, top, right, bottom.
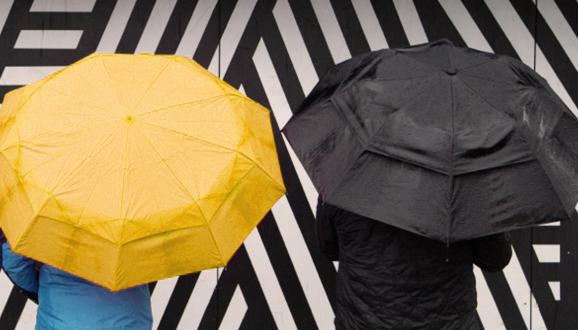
0, 0, 577, 329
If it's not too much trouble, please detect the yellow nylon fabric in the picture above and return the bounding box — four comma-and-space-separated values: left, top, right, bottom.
0, 53, 285, 291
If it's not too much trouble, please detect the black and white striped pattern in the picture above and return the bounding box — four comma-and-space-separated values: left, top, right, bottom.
0, 0, 577, 329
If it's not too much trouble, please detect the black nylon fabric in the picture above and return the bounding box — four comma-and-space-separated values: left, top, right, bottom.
317, 201, 511, 330
283, 39, 578, 242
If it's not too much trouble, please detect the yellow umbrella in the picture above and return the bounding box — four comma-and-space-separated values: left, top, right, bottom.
0, 53, 285, 291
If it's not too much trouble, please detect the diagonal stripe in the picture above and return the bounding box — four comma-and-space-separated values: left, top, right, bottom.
272, 0, 318, 95
134, 0, 179, 54
175, 0, 218, 57
351, 0, 388, 50
0, 66, 63, 86
0, 0, 13, 36
244, 228, 298, 330
14, 300, 37, 330
533, 244, 561, 263
14, 30, 83, 49
536, 0, 578, 72
484, 0, 578, 116
310, 0, 351, 63
474, 268, 506, 330
253, 39, 318, 211
218, 285, 247, 330
0, 273, 12, 318
177, 270, 220, 329
96, 0, 137, 52
30, 0, 96, 12
151, 277, 178, 329
502, 249, 547, 329
271, 197, 333, 329
392, 0, 428, 45
208, 0, 258, 76
439, 0, 493, 52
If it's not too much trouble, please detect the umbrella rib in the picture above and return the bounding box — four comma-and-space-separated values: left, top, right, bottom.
130, 126, 208, 222
459, 73, 513, 86
456, 78, 512, 119
137, 94, 239, 117
47, 123, 123, 193
131, 60, 172, 113
138, 121, 238, 154
131, 126, 226, 262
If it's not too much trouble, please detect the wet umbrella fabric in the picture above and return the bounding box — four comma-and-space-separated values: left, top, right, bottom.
283, 39, 578, 243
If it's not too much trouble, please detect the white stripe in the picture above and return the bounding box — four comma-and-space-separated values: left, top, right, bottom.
474, 268, 506, 330
533, 244, 561, 263
310, 0, 351, 63
548, 281, 560, 301
485, 0, 578, 116
273, 0, 318, 95
502, 249, 547, 329
537, 0, 578, 72
134, 0, 179, 54
272, 197, 333, 329
244, 229, 298, 330
96, 0, 137, 52
208, 0, 258, 76
253, 40, 318, 211
0, 0, 14, 35
177, 270, 220, 329
0, 66, 63, 85
218, 286, 247, 330
175, 0, 218, 57
30, 0, 96, 12
150, 277, 178, 329
438, 0, 492, 52
14, 300, 37, 330
14, 30, 83, 49
351, 0, 388, 50
0, 273, 13, 316
392, 0, 428, 45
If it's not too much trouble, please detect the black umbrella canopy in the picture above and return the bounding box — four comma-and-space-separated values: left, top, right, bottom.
283, 39, 578, 243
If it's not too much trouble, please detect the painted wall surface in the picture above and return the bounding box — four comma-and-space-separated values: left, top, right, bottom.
0, 0, 577, 329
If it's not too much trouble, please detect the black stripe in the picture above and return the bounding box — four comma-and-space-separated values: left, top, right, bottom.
0, 287, 28, 329
531, 225, 561, 243
554, 0, 578, 37
260, 13, 307, 112
287, 0, 335, 74
483, 270, 529, 330
157, 273, 200, 329
413, 0, 466, 47
197, 247, 276, 330
192, 0, 237, 69
115, 0, 155, 53
155, 0, 199, 54
0, 0, 116, 65
330, 0, 371, 56
510, 0, 578, 109
511, 228, 559, 329
557, 214, 578, 327
461, 0, 518, 58
370, 0, 409, 48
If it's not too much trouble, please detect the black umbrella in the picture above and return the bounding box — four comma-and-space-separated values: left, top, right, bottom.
282, 39, 578, 243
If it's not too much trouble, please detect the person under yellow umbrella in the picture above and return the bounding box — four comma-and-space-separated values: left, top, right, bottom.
0, 53, 285, 329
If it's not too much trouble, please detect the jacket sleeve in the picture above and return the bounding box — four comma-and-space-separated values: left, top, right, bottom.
2, 242, 39, 297
472, 233, 512, 272
315, 198, 340, 261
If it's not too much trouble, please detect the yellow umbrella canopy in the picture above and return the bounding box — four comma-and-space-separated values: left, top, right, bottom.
0, 53, 285, 291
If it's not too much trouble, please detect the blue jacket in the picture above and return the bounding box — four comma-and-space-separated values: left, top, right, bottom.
2, 243, 152, 330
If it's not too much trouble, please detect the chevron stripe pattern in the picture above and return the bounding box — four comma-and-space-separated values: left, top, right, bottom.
0, 0, 577, 329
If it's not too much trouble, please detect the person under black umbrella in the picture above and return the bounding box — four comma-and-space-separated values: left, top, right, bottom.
317, 198, 511, 329
284, 39, 578, 329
